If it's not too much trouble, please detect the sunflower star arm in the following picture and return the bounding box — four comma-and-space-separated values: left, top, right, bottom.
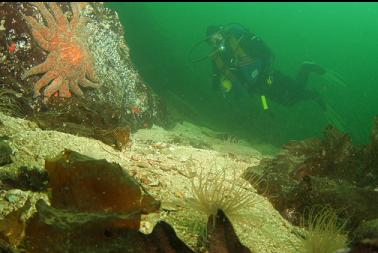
69, 2, 81, 31
85, 61, 99, 83
31, 2, 58, 30
69, 80, 84, 97
59, 81, 72, 98
75, 14, 89, 34
22, 54, 56, 80
43, 76, 64, 98
33, 71, 59, 98
23, 15, 52, 51
80, 77, 101, 88
48, 3, 69, 29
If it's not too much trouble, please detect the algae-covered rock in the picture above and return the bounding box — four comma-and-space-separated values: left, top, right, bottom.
0, 2, 166, 141
0, 166, 48, 192
23, 199, 145, 253
0, 112, 303, 253
0, 199, 31, 248
354, 219, 378, 243
22, 199, 195, 253
243, 123, 378, 230
0, 140, 12, 166
22, 201, 253, 253
294, 176, 378, 229
45, 149, 160, 229
349, 238, 378, 253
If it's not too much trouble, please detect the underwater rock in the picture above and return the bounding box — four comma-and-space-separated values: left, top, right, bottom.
45, 149, 160, 229
146, 221, 196, 253
243, 123, 378, 229
95, 126, 132, 150
354, 219, 378, 244
1, 166, 48, 192
14, 166, 48, 192
294, 176, 378, 229
207, 209, 252, 253
0, 199, 31, 248
23, 199, 145, 253
362, 116, 378, 185
22, 199, 195, 253
0, 140, 12, 166
2, 179, 254, 253
349, 239, 378, 253
242, 146, 302, 214
285, 125, 361, 182
244, 125, 362, 186
34, 115, 132, 150
0, 2, 166, 137
0, 241, 18, 253
22, 200, 252, 253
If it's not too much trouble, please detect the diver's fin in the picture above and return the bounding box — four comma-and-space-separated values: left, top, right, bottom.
302, 61, 327, 75
323, 70, 348, 88
324, 104, 347, 132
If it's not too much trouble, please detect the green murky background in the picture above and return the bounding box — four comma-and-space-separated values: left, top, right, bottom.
106, 2, 378, 152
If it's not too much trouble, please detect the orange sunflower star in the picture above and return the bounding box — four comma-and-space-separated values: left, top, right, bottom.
23, 2, 100, 98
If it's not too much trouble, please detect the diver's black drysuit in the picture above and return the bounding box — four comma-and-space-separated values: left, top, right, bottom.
209, 24, 326, 109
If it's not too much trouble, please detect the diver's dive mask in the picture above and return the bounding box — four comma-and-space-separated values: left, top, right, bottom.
210, 32, 226, 52
217, 40, 226, 52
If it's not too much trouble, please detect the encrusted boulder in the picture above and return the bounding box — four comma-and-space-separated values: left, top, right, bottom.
243, 122, 378, 230
0, 198, 31, 248
0, 140, 12, 166
0, 166, 48, 192
23, 199, 146, 253
45, 149, 160, 229
0, 150, 254, 253
349, 239, 378, 253
0, 2, 166, 144
362, 116, 378, 184
21, 199, 196, 253
353, 219, 378, 244
13, 201, 251, 253
294, 176, 378, 229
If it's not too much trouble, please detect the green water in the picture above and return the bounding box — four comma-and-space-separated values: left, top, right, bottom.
106, 2, 378, 150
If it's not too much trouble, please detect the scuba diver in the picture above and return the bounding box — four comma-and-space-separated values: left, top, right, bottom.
204, 24, 327, 110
